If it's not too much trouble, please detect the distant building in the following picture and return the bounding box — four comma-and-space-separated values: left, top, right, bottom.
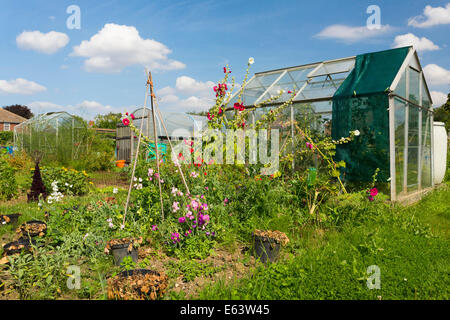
0, 108, 27, 132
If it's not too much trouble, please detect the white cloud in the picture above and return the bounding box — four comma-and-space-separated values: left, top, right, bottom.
16, 30, 69, 54
71, 23, 185, 73
315, 24, 392, 42
431, 91, 448, 107
392, 33, 439, 51
0, 78, 47, 95
175, 76, 215, 96
155, 76, 218, 112
423, 64, 450, 86
408, 4, 450, 28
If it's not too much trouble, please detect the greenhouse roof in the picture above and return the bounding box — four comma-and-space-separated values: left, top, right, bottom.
228, 55, 356, 107
228, 46, 431, 109
15, 111, 84, 130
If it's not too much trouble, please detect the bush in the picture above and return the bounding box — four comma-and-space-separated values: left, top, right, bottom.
0, 131, 13, 145
0, 150, 18, 200
40, 166, 92, 196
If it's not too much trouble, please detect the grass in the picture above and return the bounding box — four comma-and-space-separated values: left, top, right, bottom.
197, 185, 450, 300
1, 180, 448, 300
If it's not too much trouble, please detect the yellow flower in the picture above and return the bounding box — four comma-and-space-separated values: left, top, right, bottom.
89, 181, 93, 185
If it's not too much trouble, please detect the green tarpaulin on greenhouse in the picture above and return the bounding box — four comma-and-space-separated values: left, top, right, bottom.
332, 47, 409, 182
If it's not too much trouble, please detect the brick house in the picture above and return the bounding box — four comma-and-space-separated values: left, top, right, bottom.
0, 108, 27, 132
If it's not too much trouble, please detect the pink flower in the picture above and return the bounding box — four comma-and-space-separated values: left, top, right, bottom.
122, 118, 130, 126
190, 200, 199, 210
190, 171, 199, 178
151, 225, 158, 231
130, 114, 135, 120
306, 142, 313, 150
370, 188, 378, 197
171, 187, 178, 195
172, 201, 180, 212
148, 168, 154, 176
224, 198, 229, 205
178, 216, 186, 223
368, 195, 374, 201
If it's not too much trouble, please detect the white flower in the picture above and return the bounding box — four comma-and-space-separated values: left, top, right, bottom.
120, 224, 125, 230
138, 178, 142, 182
353, 129, 360, 136
248, 57, 254, 65
113, 188, 118, 194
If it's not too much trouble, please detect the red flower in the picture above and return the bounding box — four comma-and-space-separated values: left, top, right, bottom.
130, 114, 135, 120
218, 107, 223, 115
369, 187, 378, 197
204, 172, 207, 176
223, 67, 227, 73
125, 112, 129, 116
122, 118, 130, 126
190, 148, 194, 154
288, 91, 292, 94
234, 102, 245, 111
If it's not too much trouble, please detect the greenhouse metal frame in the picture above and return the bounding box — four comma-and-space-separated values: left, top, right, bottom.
226, 46, 435, 202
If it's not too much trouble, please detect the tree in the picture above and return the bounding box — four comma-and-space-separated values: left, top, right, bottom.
433, 93, 450, 131
3, 104, 34, 119
93, 112, 122, 129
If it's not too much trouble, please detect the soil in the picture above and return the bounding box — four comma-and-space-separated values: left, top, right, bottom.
136, 245, 257, 299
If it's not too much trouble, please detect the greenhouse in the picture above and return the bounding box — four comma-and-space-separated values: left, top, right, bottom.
14, 111, 88, 163
116, 108, 207, 163
227, 46, 435, 202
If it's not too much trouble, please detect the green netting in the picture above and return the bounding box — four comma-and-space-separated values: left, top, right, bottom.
331, 47, 410, 182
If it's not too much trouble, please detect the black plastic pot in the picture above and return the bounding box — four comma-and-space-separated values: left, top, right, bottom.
0, 214, 20, 226
3, 238, 36, 256
253, 234, 281, 263
111, 242, 138, 266
18, 220, 47, 238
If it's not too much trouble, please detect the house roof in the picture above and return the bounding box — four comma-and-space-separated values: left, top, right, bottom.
0, 108, 27, 123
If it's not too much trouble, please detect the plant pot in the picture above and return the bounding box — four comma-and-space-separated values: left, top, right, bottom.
253, 234, 281, 263
107, 269, 168, 300
2, 238, 36, 256
111, 242, 138, 266
17, 220, 47, 238
0, 214, 20, 226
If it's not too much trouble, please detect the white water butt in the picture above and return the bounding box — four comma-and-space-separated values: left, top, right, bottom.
433, 122, 448, 184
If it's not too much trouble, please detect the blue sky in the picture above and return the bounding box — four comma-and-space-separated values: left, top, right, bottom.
0, 0, 449, 120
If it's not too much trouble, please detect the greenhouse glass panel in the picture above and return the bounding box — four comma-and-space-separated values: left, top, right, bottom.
394, 97, 406, 195
309, 58, 355, 77
395, 69, 407, 99
421, 110, 432, 188
407, 104, 419, 191
408, 67, 420, 105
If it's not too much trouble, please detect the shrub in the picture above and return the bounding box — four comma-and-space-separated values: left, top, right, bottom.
0, 152, 18, 200
40, 166, 92, 196
0, 131, 13, 145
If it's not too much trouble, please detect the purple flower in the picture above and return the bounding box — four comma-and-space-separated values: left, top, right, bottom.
178, 216, 186, 223
368, 195, 374, 201
151, 225, 158, 231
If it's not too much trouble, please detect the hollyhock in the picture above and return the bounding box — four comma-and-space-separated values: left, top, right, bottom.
122, 118, 130, 126
370, 187, 378, 197
130, 114, 135, 120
